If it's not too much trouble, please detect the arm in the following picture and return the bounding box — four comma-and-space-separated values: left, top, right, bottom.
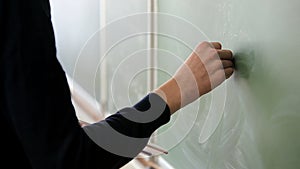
3, 0, 233, 169
82, 41, 234, 167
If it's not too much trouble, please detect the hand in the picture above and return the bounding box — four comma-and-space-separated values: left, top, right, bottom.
154, 42, 234, 114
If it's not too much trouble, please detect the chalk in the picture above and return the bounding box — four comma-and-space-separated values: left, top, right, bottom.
146, 144, 168, 154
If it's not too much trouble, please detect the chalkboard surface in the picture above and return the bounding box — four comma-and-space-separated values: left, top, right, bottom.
155, 0, 300, 169
51, 0, 300, 168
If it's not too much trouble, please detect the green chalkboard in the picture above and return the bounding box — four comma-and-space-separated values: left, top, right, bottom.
51, 0, 300, 168
155, 0, 300, 169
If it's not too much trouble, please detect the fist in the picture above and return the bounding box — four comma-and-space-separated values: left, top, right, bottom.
155, 41, 234, 113
174, 41, 234, 104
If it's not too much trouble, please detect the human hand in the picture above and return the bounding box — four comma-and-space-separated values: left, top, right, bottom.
154, 42, 234, 114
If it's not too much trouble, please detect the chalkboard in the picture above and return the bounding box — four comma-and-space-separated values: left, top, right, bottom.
154, 0, 300, 169
51, 0, 300, 168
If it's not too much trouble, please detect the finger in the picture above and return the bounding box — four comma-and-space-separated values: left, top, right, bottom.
218, 49, 233, 60
211, 42, 222, 49
222, 60, 234, 69
225, 67, 234, 79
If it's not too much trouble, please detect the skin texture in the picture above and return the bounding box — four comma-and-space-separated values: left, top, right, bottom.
154, 42, 234, 114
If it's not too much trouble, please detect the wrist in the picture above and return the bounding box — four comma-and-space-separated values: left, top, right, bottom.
153, 78, 181, 114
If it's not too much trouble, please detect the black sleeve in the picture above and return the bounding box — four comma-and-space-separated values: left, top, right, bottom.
83, 94, 171, 168
0, 0, 170, 169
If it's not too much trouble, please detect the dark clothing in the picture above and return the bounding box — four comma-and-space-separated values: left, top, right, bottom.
0, 0, 170, 169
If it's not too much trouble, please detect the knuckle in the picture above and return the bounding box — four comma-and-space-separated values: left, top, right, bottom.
215, 60, 223, 68
199, 41, 210, 48
227, 67, 234, 74
226, 50, 233, 58
224, 60, 233, 67
210, 49, 219, 58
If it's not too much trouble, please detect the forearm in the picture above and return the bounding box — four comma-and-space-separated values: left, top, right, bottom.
153, 78, 181, 115
83, 93, 171, 162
